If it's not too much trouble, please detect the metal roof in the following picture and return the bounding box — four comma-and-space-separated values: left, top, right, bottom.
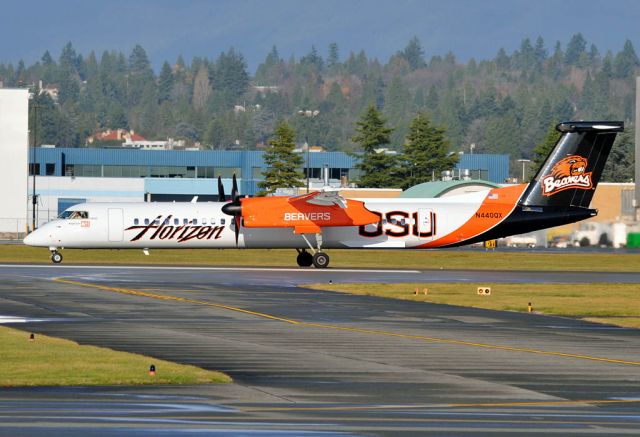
400, 180, 502, 198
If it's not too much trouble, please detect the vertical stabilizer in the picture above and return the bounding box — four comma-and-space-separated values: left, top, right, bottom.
519, 121, 623, 208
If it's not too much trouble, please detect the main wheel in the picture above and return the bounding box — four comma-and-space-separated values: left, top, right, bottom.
312, 252, 329, 269
296, 250, 313, 267
51, 251, 63, 264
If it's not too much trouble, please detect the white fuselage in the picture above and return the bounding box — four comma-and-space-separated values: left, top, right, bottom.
25, 191, 494, 250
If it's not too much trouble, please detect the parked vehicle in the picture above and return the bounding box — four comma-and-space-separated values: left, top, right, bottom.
571, 222, 627, 248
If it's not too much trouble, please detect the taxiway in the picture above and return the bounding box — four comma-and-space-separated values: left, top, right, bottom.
1, 264, 639, 435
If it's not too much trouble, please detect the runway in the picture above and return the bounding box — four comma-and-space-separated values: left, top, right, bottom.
1, 264, 640, 435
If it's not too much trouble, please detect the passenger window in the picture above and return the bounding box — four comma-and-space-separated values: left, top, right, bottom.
134, 218, 139, 225
192, 219, 198, 225
202, 218, 207, 224
183, 218, 189, 225
153, 219, 160, 225
211, 218, 216, 225
144, 218, 149, 225
221, 218, 226, 225
174, 218, 179, 225
163, 218, 169, 225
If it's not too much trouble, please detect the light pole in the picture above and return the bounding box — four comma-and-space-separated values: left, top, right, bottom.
298, 109, 319, 192
518, 159, 531, 183
29, 91, 40, 232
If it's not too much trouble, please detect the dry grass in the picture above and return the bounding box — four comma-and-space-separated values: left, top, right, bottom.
0, 326, 231, 386
303, 282, 640, 328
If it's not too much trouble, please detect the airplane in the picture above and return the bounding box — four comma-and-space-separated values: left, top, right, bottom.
24, 121, 623, 268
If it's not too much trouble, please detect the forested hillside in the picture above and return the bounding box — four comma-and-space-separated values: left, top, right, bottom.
0, 34, 636, 178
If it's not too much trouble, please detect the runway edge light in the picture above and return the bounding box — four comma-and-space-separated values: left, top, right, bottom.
477, 287, 491, 296
149, 364, 156, 376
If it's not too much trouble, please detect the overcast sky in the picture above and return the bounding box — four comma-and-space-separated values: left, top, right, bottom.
2, 0, 640, 72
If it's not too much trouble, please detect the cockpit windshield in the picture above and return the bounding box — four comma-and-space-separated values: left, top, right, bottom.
58, 210, 89, 219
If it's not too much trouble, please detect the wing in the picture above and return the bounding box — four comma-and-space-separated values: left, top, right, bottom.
289, 190, 347, 209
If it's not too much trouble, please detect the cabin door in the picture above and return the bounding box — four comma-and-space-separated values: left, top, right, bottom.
416, 208, 436, 240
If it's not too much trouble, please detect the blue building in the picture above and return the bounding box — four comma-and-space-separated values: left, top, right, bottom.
31, 148, 509, 197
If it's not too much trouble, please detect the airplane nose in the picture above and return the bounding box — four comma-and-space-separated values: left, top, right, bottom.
23, 228, 45, 247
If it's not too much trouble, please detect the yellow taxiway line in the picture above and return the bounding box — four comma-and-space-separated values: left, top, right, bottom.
52, 277, 640, 367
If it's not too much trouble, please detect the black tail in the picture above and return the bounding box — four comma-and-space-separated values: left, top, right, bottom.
519, 121, 623, 208
447, 121, 624, 246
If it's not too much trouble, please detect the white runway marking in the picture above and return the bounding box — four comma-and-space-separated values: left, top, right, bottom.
0, 264, 421, 274
0, 316, 48, 324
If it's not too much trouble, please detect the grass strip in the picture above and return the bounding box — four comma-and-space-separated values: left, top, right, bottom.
0, 325, 231, 386
303, 282, 640, 329
3, 245, 640, 272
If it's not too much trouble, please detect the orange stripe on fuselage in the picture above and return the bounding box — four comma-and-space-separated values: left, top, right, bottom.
418, 184, 528, 248
241, 197, 380, 229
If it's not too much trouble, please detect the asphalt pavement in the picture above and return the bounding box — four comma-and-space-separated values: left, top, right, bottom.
1, 264, 639, 436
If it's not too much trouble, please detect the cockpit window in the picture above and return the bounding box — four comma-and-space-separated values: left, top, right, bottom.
58, 210, 88, 219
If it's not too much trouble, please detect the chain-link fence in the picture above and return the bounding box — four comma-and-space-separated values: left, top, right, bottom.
0, 214, 55, 240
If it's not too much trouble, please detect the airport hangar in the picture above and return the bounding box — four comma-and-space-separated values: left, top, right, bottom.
0, 88, 512, 237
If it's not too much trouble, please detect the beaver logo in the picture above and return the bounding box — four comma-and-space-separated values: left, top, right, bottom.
541, 155, 592, 196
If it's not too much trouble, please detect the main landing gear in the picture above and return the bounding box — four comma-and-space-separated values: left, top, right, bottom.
296, 233, 330, 268
50, 250, 63, 264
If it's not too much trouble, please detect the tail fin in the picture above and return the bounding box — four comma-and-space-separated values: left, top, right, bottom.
519, 121, 623, 208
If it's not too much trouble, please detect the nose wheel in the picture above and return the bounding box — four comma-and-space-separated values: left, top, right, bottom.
50, 251, 63, 264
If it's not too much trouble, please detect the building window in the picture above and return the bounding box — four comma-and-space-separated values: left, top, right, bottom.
29, 163, 40, 176
330, 168, 350, 180
45, 163, 55, 175
72, 165, 102, 177
303, 168, 321, 179
197, 167, 242, 179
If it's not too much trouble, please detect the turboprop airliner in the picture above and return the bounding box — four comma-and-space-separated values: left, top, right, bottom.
24, 121, 622, 268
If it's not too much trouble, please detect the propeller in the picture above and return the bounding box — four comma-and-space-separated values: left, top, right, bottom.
217, 176, 226, 202
221, 173, 242, 245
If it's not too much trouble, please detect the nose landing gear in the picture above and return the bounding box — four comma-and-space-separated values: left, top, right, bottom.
50, 250, 63, 264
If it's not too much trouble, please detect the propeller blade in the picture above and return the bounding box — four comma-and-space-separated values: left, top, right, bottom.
234, 216, 240, 245
231, 173, 238, 201
217, 176, 226, 202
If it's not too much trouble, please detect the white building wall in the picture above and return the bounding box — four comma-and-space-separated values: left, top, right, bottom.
0, 89, 29, 236
28, 176, 145, 226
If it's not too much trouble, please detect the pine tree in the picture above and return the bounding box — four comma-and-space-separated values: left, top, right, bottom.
401, 112, 458, 189
351, 105, 398, 188
158, 61, 174, 103
327, 43, 339, 69
400, 36, 425, 71
614, 39, 639, 78
602, 130, 634, 182
258, 121, 304, 195
564, 33, 587, 65
532, 121, 560, 172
